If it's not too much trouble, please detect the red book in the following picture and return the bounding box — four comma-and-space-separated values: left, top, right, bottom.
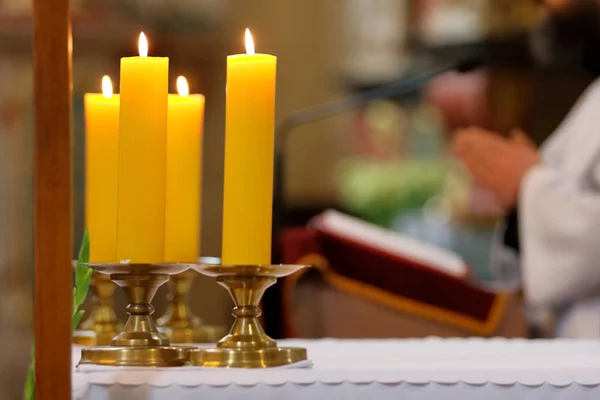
311, 210, 470, 279
279, 210, 513, 338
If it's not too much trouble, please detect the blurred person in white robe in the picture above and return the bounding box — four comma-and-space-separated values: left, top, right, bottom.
453, 0, 600, 338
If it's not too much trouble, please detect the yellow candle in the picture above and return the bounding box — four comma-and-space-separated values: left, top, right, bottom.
165, 76, 205, 262
222, 29, 277, 265
117, 32, 169, 263
84, 76, 120, 262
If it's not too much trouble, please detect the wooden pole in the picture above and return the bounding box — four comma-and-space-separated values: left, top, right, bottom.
33, 0, 73, 398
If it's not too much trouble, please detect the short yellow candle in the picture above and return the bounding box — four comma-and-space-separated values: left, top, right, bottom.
165, 76, 205, 262
85, 76, 120, 262
222, 29, 277, 265
117, 32, 169, 263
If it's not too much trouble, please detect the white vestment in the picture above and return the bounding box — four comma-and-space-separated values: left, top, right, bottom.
492, 78, 600, 338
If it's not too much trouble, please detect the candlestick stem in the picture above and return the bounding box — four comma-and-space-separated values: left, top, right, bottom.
79, 263, 196, 367
157, 268, 227, 343
216, 275, 277, 349
74, 271, 121, 346
189, 264, 309, 368
110, 270, 169, 347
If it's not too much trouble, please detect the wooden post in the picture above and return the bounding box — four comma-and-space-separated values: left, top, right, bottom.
33, 0, 73, 398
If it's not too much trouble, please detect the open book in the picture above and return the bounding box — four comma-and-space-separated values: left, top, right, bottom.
309, 210, 469, 279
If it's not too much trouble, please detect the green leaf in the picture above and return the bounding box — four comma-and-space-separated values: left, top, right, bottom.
72, 287, 78, 317
75, 262, 88, 292
77, 229, 90, 265
75, 231, 91, 290
24, 363, 34, 400
23, 344, 34, 400
74, 230, 92, 309
74, 268, 92, 308
72, 310, 85, 332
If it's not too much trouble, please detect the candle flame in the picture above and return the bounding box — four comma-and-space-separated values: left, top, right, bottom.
177, 76, 189, 97
102, 75, 113, 99
139, 32, 148, 57
245, 28, 255, 55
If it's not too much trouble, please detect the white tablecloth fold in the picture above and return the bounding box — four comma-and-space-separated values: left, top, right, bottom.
76, 359, 314, 373
72, 338, 600, 399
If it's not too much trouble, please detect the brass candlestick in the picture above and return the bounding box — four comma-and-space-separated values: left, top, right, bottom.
157, 265, 227, 343
189, 264, 310, 368
75, 272, 121, 346
79, 263, 197, 367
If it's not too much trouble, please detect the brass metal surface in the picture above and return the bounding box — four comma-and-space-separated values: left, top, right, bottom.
189, 347, 307, 368
78, 271, 122, 346
157, 268, 227, 343
72, 330, 97, 347
78, 263, 197, 366
79, 346, 193, 367
189, 264, 309, 368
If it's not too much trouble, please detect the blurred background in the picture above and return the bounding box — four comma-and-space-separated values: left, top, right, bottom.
0, 0, 597, 397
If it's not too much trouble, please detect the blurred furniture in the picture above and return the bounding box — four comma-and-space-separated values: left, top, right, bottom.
72, 338, 600, 399
279, 228, 527, 338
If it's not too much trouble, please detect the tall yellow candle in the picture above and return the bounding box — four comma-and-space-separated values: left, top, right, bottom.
222, 29, 277, 265
117, 32, 169, 263
85, 76, 120, 262
165, 76, 204, 262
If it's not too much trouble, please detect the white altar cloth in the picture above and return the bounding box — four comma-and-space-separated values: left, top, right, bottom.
72, 338, 600, 399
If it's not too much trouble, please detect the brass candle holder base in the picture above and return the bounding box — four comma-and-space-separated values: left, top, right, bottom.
189, 264, 309, 368
72, 331, 97, 347
79, 345, 193, 367
79, 263, 197, 367
157, 261, 227, 344
74, 271, 122, 346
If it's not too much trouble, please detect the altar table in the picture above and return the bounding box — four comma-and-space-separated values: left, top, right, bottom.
72, 338, 600, 399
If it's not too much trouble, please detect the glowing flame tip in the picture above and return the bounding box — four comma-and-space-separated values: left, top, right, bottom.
177, 76, 189, 97
139, 32, 148, 57
101, 75, 113, 99
245, 28, 255, 55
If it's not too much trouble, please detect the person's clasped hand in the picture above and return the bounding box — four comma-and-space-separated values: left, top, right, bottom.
451, 127, 542, 208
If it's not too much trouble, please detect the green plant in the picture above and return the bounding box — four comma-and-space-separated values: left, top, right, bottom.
72, 230, 92, 330
24, 230, 91, 400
